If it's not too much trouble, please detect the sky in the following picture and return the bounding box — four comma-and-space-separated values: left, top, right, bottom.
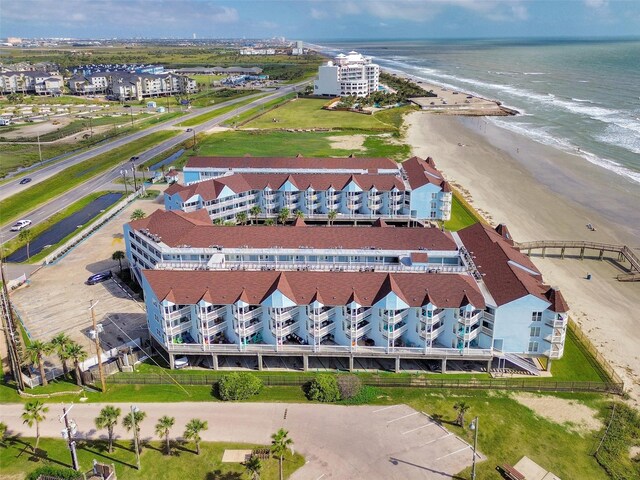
2, 0, 640, 40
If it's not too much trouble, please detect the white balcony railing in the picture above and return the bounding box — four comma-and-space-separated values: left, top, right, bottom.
457, 326, 481, 342
271, 321, 299, 338
164, 306, 191, 323
382, 321, 409, 340
346, 309, 371, 323
420, 323, 445, 341
309, 309, 335, 322
204, 320, 227, 335
198, 306, 227, 323
309, 321, 336, 338
236, 321, 263, 337
346, 321, 372, 340
235, 307, 263, 322
383, 309, 409, 326
458, 312, 482, 327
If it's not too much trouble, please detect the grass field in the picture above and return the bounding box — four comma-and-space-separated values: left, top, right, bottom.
186, 88, 259, 108
176, 93, 268, 128
0, 130, 178, 226
244, 98, 413, 132
445, 194, 479, 231
223, 94, 296, 126
0, 437, 304, 480
0, 94, 110, 107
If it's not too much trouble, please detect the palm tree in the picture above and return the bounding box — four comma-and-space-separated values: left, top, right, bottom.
264, 219, 275, 226
112, 250, 126, 274
0, 421, 7, 443
65, 342, 87, 387
277, 208, 290, 226
271, 428, 293, 480
155, 415, 175, 455
295, 210, 304, 219
130, 209, 146, 221
249, 205, 262, 225
18, 228, 34, 259
244, 454, 262, 480
454, 401, 470, 428
95, 405, 121, 453
123, 409, 146, 454
183, 418, 208, 455
327, 209, 337, 226
50, 333, 72, 379
22, 401, 48, 451
25, 340, 52, 387
236, 212, 248, 226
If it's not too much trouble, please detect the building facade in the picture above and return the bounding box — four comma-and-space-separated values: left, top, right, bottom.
166, 156, 452, 222
68, 72, 197, 100
0, 71, 63, 95
314, 51, 380, 97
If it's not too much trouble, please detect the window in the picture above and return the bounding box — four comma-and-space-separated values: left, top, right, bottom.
530, 326, 541, 337
532, 311, 542, 322
528, 341, 539, 353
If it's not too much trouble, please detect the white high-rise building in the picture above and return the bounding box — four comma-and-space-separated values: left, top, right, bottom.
314, 51, 379, 97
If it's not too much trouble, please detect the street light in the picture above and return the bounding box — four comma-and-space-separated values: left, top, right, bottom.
60, 405, 79, 471
124, 105, 134, 127
130, 405, 141, 470
470, 416, 479, 480
130, 157, 138, 191
120, 169, 129, 196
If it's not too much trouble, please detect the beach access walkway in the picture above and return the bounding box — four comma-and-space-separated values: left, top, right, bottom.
516, 240, 640, 281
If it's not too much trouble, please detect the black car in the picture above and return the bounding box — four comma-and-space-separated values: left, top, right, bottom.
86, 271, 113, 285
19, 177, 32, 185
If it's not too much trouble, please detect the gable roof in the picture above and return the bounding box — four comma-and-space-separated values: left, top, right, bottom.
402, 156, 446, 189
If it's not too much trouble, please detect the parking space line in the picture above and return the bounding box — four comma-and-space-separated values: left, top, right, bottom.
387, 411, 419, 423
373, 405, 401, 413
421, 432, 452, 446
401, 422, 436, 435
435, 445, 471, 461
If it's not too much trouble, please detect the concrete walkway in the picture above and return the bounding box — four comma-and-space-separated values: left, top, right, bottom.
0, 402, 479, 479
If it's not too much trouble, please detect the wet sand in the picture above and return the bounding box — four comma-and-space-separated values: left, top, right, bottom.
406, 111, 640, 405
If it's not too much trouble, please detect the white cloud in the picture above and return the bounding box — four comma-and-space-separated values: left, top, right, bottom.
310, 7, 329, 20
584, 0, 609, 8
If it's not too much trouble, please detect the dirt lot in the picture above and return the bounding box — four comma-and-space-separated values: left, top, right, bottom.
514, 393, 602, 435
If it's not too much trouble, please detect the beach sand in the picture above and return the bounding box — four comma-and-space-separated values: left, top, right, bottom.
406, 111, 640, 404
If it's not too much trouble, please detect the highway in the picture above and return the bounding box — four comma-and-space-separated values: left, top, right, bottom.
1, 82, 305, 244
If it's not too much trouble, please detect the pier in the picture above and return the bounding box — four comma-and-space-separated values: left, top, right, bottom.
516, 241, 640, 282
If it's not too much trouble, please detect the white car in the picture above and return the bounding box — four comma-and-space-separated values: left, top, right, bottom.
10, 219, 32, 231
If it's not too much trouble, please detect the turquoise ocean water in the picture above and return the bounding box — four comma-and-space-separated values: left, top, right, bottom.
315, 38, 640, 185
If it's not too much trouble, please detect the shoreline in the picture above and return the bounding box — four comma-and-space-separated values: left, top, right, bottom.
405, 111, 640, 404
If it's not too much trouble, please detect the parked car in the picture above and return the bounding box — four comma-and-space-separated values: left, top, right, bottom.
86, 271, 113, 285
10, 219, 32, 231
19, 177, 32, 185
174, 357, 189, 369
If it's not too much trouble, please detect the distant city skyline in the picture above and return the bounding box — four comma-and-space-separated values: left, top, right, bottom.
2, 0, 640, 40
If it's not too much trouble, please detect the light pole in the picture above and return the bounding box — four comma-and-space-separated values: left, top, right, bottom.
131, 405, 141, 470
124, 105, 133, 127
470, 416, 479, 480
130, 158, 138, 191
60, 405, 79, 471
120, 169, 129, 196
89, 300, 106, 392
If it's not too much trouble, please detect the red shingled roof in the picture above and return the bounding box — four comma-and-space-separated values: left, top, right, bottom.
142, 270, 485, 309
545, 287, 569, 313
458, 223, 566, 310
402, 156, 446, 189
185, 156, 398, 171
129, 209, 458, 251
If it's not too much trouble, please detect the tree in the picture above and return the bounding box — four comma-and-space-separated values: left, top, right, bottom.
244, 454, 262, 480
454, 401, 470, 428
295, 210, 304, 219
18, 228, 34, 259
271, 428, 294, 480
327, 209, 337, 226
95, 405, 121, 453
249, 205, 262, 225
22, 401, 48, 451
130, 209, 146, 221
277, 208, 290, 226
307, 374, 340, 402
236, 211, 248, 226
337, 374, 362, 400
217, 372, 263, 401
65, 342, 87, 387
264, 219, 275, 226
112, 250, 125, 274
0, 421, 7, 443
25, 340, 52, 387
50, 333, 72, 379
183, 418, 208, 455
123, 409, 146, 454
155, 415, 175, 455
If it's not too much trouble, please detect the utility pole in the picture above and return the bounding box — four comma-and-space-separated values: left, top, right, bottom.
60, 405, 79, 471
36, 133, 43, 165
470, 416, 479, 480
89, 300, 106, 392
130, 158, 138, 191
88, 115, 93, 137
0, 258, 25, 391
120, 169, 128, 196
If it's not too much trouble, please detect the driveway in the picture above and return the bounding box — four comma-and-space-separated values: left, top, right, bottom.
0, 402, 480, 479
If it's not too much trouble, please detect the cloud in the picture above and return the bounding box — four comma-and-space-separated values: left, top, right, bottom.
310, 7, 329, 20
584, 0, 608, 8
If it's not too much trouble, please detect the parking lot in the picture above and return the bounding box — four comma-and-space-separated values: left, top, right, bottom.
10, 194, 164, 355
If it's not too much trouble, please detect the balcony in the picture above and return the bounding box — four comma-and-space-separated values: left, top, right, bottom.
309, 308, 335, 323
420, 322, 444, 341
346, 320, 372, 340
235, 320, 263, 337
548, 345, 564, 359
457, 311, 482, 327
198, 306, 226, 323
204, 319, 227, 335
457, 325, 481, 342
309, 320, 336, 338
420, 309, 445, 327
346, 308, 371, 323
382, 321, 408, 340
545, 331, 565, 344
235, 307, 263, 322
164, 306, 191, 324
545, 318, 567, 328
346, 199, 362, 210
270, 308, 297, 323
271, 319, 300, 337
382, 309, 409, 326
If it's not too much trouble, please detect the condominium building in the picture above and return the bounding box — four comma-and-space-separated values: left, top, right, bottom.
314, 51, 380, 97
0, 71, 63, 95
134, 219, 568, 371
68, 72, 197, 100
165, 156, 452, 222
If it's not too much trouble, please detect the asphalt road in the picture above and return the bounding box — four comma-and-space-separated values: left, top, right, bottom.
1, 83, 304, 243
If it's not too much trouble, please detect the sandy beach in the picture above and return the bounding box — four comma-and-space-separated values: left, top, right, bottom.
406, 111, 640, 404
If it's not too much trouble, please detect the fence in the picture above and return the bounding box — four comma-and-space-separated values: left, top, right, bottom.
106, 371, 624, 395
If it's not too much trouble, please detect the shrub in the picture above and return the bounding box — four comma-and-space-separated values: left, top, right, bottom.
340, 386, 382, 405
27, 466, 82, 480
337, 374, 362, 400
217, 372, 263, 401
307, 374, 340, 402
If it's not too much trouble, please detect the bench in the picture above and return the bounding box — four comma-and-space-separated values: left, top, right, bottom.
499, 464, 526, 480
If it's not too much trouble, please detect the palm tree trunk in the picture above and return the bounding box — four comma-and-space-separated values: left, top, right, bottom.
165, 432, 170, 455
279, 455, 284, 480
34, 422, 40, 451
108, 427, 114, 453
61, 359, 69, 378
26, 242, 30, 259
38, 358, 48, 387
118, 258, 123, 274
196, 439, 200, 455
74, 362, 83, 386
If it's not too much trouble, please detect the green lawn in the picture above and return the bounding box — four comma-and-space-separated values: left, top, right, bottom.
244, 98, 410, 132
444, 194, 479, 231
224, 94, 295, 126
176, 93, 268, 128
0, 130, 178, 226
187, 88, 259, 108
0, 437, 304, 480
551, 328, 610, 382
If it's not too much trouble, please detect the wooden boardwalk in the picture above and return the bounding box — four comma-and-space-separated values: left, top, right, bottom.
516, 240, 640, 282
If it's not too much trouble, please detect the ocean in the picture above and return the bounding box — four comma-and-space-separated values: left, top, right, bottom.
313, 38, 640, 185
